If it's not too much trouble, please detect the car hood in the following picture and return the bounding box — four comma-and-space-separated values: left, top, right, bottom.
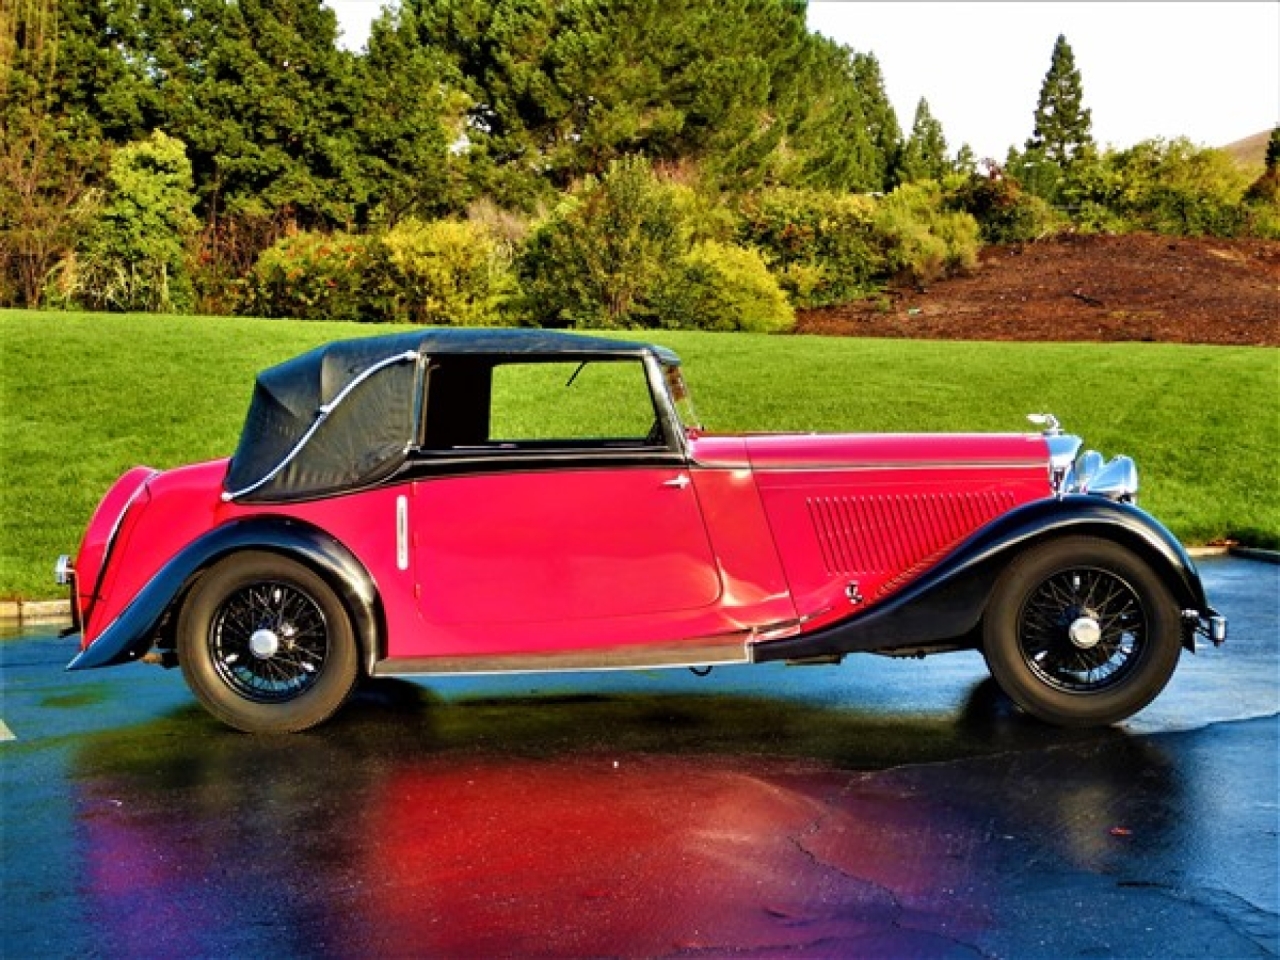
690, 432, 1049, 471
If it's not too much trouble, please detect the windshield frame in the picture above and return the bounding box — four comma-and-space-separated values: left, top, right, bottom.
662, 363, 702, 435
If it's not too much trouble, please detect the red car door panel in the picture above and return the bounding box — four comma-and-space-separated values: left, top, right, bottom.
413, 469, 722, 634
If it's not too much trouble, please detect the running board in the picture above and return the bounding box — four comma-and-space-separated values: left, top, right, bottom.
371, 637, 751, 677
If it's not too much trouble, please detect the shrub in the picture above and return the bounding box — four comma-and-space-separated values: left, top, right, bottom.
1241, 192, 1280, 240
734, 188, 883, 307
368, 218, 514, 325
47, 132, 199, 313
655, 241, 794, 333
518, 156, 688, 328
949, 170, 1060, 243
874, 181, 980, 283
1066, 139, 1256, 238
245, 230, 372, 322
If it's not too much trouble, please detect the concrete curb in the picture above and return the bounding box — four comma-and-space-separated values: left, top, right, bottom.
2, 545, 1276, 625
1186, 546, 1230, 558
1228, 546, 1280, 565
0, 599, 71, 626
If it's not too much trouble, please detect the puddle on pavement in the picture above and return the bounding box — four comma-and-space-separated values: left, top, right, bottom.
62, 681, 1212, 959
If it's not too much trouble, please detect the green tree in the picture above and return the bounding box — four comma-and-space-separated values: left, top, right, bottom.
1241, 132, 1280, 237
13, 0, 159, 142
899, 97, 949, 183
410, 0, 901, 198
50, 131, 200, 312
518, 156, 688, 327
359, 4, 468, 223
162, 0, 366, 226
131, 0, 375, 303
0, 0, 107, 306
849, 51, 902, 188
1026, 34, 1094, 169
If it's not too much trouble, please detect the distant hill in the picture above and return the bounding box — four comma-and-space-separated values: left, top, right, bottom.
1222, 130, 1271, 170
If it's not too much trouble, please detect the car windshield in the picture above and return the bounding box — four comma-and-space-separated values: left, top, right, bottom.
664, 364, 702, 433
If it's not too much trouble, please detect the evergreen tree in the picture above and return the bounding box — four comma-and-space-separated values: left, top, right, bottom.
849, 51, 902, 189
779, 38, 879, 192
359, 4, 465, 223
1244, 125, 1280, 204
1026, 34, 1094, 168
409, 0, 901, 198
899, 97, 949, 183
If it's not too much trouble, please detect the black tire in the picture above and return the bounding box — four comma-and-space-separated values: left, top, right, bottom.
982, 536, 1182, 727
177, 551, 359, 733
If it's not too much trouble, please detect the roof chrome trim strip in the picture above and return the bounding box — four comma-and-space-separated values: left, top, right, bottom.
223, 350, 420, 502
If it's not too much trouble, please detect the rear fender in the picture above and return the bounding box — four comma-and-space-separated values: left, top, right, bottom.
752, 496, 1209, 663
66, 518, 383, 674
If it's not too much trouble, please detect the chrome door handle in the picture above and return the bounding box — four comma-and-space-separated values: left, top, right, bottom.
662, 474, 691, 490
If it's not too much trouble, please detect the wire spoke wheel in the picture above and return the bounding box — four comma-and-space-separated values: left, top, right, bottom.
983, 536, 1181, 727
178, 552, 359, 733
1018, 567, 1145, 693
210, 580, 330, 703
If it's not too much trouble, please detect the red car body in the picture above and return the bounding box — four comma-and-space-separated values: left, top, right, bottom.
59, 329, 1224, 733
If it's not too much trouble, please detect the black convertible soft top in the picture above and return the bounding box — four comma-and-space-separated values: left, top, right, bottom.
223, 328, 679, 503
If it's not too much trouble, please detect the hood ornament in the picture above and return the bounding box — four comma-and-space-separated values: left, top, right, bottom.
1027, 413, 1061, 435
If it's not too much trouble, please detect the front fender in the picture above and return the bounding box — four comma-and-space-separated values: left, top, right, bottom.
752, 496, 1210, 662
67, 518, 383, 674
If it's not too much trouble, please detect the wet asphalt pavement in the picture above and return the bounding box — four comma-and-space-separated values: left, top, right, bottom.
2, 556, 1276, 959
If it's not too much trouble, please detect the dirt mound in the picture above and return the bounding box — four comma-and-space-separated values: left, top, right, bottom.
796, 233, 1280, 346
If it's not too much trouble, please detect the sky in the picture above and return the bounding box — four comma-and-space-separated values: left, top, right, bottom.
327, 0, 1280, 161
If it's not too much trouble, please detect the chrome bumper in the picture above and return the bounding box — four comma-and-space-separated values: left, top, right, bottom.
54, 554, 82, 636
1186, 607, 1227, 648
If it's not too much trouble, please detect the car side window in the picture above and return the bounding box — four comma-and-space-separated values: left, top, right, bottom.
489, 360, 658, 446
419, 357, 665, 452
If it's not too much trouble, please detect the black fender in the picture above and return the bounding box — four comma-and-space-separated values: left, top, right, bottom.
752, 495, 1210, 663
67, 518, 383, 674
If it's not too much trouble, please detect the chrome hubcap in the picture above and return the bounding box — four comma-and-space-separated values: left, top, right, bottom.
1069, 615, 1102, 650
249, 628, 280, 659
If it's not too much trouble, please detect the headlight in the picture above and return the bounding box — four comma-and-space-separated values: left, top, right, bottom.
1083, 455, 1139, 502
1068, 450, 1139, 503
1031, 416, 1138, 503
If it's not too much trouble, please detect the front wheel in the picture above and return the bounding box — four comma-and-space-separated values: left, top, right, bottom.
982, 537, 1182, 727
177, 552, 359, 733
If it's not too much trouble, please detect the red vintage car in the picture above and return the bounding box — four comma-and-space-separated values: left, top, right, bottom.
58, 329, 1225, 733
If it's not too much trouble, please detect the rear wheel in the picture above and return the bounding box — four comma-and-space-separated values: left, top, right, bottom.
982, 536, 1182, 727
178, 552, 358, 733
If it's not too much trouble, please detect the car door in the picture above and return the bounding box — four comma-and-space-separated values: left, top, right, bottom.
407, 356, 723, 647
414, 468, 720, 625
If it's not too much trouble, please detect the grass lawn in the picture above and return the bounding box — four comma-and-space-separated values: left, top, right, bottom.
2, 310, 1276, 599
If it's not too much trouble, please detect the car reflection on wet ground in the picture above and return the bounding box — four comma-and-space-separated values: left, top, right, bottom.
2, 557, 1276, 958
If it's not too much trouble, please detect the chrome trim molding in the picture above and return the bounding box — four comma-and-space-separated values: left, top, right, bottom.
395, 495, 409, 571
372, 637, 751, 676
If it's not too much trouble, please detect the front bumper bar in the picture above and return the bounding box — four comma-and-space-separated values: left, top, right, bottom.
54, 554, 82, 637
1186, 607, 1227, 648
